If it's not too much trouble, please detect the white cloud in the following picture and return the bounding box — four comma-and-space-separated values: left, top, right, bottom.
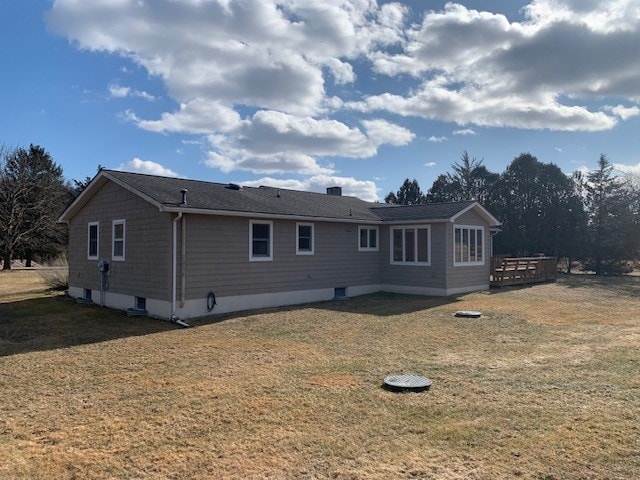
48, 0, 405, 118
202, 111, 414, 175
604, 104, 640, 121
115, 158, 180, 177
361, 119, 415, 146
428, 135, 447, 143
555, 147, 563, 152
241, 175, 379, 202
133, 99, 240, 134
424, 161, 437, 167
47, 0, 640, 178
364, 1, 640, 131
108, 83, 155, 101
108, 84, 130, 98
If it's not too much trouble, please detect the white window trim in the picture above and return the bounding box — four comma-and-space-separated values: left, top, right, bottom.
249, 220, 273, 261
296, 222, 314, 255
112, 219, 126, 261
453, 224, 485, 266
358, 226, 379, 252
87, 221, 99, 260
389, 225, 431, 266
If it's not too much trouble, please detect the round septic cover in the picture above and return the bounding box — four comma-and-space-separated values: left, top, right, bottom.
383, 374, 432, 392
455, 310, 482, 318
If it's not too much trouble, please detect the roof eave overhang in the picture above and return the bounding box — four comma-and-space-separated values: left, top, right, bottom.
381, 218, 451, 225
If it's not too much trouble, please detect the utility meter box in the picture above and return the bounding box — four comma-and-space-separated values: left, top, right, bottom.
98, 260, 110, 272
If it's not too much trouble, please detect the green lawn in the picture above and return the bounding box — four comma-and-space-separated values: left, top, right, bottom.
1, 270, 639, 479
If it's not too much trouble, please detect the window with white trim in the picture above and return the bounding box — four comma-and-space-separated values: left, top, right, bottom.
390, 225, 431, 265
87, 222, 99, 259
358, 226, 378, 251
112, 219, 125, 261
250, 220, 273, 261
296, 223, 314, 255
453, 225, 484, 266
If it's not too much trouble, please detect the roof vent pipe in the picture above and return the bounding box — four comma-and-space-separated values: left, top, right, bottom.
326, 186, 342, 196
180, 188, 188, 205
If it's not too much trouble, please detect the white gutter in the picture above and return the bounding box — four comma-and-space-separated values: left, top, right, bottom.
171, 212, 183, 320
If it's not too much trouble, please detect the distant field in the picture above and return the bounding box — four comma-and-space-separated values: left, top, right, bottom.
1, 270, 639, 479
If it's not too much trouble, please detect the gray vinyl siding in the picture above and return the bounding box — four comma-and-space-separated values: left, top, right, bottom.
380, 223, 447, 289
179, 215, 381, 299
446, 210, 491, 289
68, 181, 172, 301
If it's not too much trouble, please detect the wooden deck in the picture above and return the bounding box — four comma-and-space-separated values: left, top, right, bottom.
490, 256, 558, 287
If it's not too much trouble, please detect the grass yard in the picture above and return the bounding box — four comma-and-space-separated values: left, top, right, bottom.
1, 271, 639, 479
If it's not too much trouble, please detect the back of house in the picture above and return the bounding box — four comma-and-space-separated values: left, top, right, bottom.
59, 170, 500, 320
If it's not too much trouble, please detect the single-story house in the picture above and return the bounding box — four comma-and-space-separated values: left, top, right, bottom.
58, 170, 501, 320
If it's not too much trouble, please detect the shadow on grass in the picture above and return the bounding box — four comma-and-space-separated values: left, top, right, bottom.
0, 294, 176, 358
2, 291, 464, 356
555, 272, 640, 296
190, 292, 463, 327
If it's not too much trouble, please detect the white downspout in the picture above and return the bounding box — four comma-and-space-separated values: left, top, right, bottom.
172, 212, 183, 320
180, 214, 186, 308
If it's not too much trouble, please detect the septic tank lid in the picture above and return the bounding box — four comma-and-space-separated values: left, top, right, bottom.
383, 374, 432, 392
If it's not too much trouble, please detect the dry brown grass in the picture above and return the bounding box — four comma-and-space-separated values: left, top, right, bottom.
1, 271, 639, 479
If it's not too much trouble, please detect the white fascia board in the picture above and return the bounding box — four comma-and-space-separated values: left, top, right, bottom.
160, 206, 381, 224
449, 202, 501, 226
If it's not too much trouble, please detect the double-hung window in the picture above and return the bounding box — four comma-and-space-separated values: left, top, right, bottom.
250, 220, 273, 261
296, 223, 314, 255
112, 219, 125, 261
390, 225, 430, 265
358, 226, 378, 251
453, 225, 484, 266
87, 222, 99, 260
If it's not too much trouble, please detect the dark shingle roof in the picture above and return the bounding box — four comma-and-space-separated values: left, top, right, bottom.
68, 170, 494, 224
106, 170, 381, 221
371, 201, 476, 222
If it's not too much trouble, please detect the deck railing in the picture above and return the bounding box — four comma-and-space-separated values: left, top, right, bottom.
490, 256, 558, 287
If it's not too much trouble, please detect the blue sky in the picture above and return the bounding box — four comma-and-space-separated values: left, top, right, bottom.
2, 0, 640, 201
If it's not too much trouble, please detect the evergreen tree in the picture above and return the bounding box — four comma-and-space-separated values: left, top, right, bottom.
385, 178, 426, 205
583, 155, 635, 274
489, 153, 587, 260
426, 151, 498, 204
0, 145, 68, 269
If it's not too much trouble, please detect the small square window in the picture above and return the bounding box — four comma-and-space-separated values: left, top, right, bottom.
135, 297, 146, 311
358, 226, 378, 251
83, 289, 92, 301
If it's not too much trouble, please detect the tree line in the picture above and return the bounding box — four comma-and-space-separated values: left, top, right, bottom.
385, 152, 640, 275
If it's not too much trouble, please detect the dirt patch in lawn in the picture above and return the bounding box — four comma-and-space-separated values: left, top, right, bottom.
1, 271, 639, 479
